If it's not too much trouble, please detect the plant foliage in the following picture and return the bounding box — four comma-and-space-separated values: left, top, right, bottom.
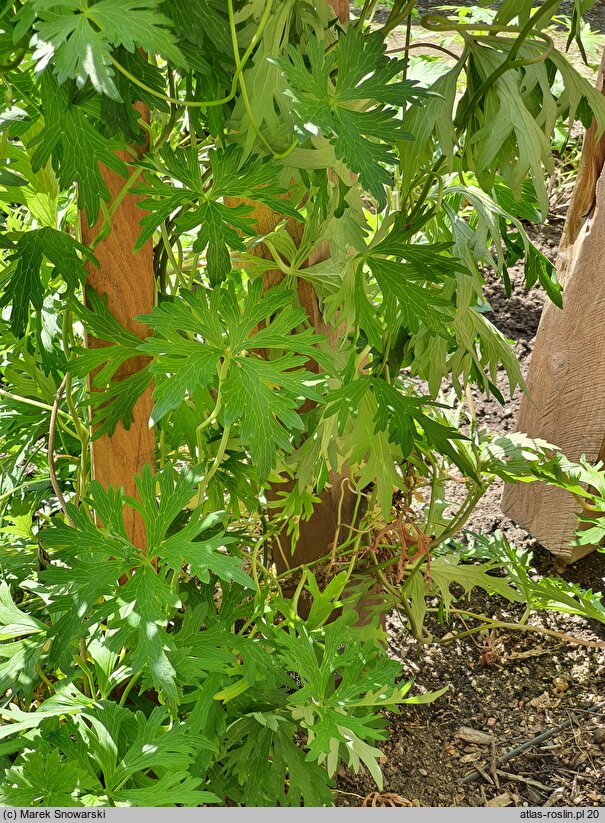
0, 0, 604, 807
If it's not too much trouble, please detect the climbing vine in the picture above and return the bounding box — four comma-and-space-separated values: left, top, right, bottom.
0, 0, 604, 807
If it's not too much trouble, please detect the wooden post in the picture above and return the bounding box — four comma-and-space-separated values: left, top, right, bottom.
227, 0, 355, 580
81, 116, 155, 550
233, 2, 385, 625
501, 52, 605, 563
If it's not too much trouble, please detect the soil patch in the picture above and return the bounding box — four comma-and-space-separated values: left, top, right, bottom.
336, 224, 605, 807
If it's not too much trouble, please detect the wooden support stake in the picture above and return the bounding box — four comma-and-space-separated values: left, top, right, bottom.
81, 121, 155, 550
501, 51, 605, 563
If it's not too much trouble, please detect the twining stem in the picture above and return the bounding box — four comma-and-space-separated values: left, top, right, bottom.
0, 477, 53, 503
380, 0, 417, 37
0, 387, 75, 428
108, 0, 274, 109
355, 0, 380, 29
418, 6, 558, 131
227, 0, 297, 159
35, 664, 55, 693
48, 375, 75, 527
429, 485, 486, 549
195, 358, 230, 460
160, 223, 187, 290
61, 309, 90, 507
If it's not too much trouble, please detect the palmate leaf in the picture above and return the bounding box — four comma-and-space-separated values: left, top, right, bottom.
141, 281, 329, 479
462, 45, 556, 215
115, 771, 219, 807
371, 380, 479, 482
221, 354, 318, 481
0, 583, 48, 699
324, 377, 474, 484
275, 29, 428, 208
69, 289, 151, 437
44, 466, 250, 709
0, 638, 44, 700
43, 481, 245, 713
112, 568, 180, 709
0, 682, 96, 741
0, 228, 94, 336
366, 257, 452, 335
129, 465, 253, 588
429, 555, 525, 611
1, 700, 218, 807
31, 0, 185, 100
363, 230, 456, 336
0, 748, 88, 806
135, 144, 302, 284
40, 494, 139, 663
166, 0, 231, 53
31, 74, 128, 223
464, 531, 605, 623
223, 714, 332, 807
38, 477, 161, 708
0, 582, 47, 640
402, 554, 524, 634
86, 368, 153, 439
105, 707, 203, 790
274, 616, 406, 792
159, 520, 253, 590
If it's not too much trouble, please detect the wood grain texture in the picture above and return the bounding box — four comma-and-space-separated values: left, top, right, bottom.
501, 51, 605, 563
81, 129, 154, 551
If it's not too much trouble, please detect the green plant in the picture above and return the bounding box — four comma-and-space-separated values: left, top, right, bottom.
0, 0, 604, 807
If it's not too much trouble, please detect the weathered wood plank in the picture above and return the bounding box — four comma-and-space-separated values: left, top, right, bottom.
501, 53, 605, 563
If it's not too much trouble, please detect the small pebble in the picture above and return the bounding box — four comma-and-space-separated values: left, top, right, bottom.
593, 728, 605, 745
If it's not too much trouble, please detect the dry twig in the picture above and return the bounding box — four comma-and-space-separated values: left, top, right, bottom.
461, 700, 605, 784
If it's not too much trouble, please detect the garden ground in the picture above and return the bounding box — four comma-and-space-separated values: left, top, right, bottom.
336, 221, 605, 808
336, 9, 605, 803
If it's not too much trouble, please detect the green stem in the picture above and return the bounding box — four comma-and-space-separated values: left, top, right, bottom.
107, 0, 274, 109
401, 8, 413, 81
160, 223, 187, 290
0, 389, 77, 436
429, 485, 485, 549
355, 0, 379, 29
118, 670, 143, 707
0, 47, 26, 72
0, 477, 53, 503
35, 664, 55, 693
428, 1, 559, 132
61, 309, 90, 507
380, 0, 417, 37
423, 453, 440, 537
196, 423, 232, 507
432, 608, 605, 650
227, 0, 297, 159
195, 359, 229, 461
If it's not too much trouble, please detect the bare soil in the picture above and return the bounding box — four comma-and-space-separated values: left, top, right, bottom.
336, 221, 605, 809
